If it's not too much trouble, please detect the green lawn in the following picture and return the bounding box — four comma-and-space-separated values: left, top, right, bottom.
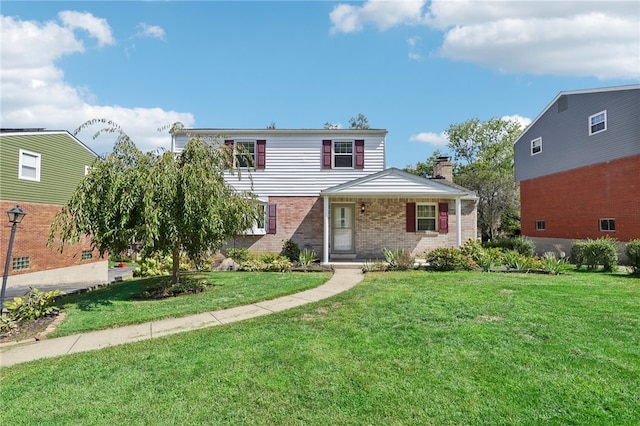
49, 271, 331, 337
2, 271, 639, 425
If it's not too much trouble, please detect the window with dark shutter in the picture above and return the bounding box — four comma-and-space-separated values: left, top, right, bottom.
438, 203, 449, 234
355, 139, 364, 169
406, 202, 416, 232
256, 140, 266, 169
322, 140, 332, 169
267, 203, 277, 234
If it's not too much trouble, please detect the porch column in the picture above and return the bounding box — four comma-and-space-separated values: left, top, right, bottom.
455, 197, 462, 247
323, 196, 330, 264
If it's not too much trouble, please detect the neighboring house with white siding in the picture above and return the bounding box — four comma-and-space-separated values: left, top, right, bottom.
172, 128, 478, 263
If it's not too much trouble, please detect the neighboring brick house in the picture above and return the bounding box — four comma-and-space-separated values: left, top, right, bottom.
0, 129, 108, 288
172, 129, 478, 262
514, 85, 640, 256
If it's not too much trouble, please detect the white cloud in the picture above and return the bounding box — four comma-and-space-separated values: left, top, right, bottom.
0, 14, 194, 154
58, 10, 115, 47
407, 36, 422, 60
409, 131, 449, 146
330, 0, 640, 80
136, 23, 166, 40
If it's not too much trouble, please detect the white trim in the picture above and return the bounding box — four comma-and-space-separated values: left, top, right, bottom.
323, 197, 330, 264
455, 197, 462, 247
416, 203, 437, 232
531, 137, 542, 155
333, 140, 354, 169
18, 149, 41, 181
599, 218, 616, 232
589, 110, 607, 135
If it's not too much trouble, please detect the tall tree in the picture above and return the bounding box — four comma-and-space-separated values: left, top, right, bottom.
50, 120, 262, 283
404, 149, 444, 178
445, 117, 524, 240
349, 113, 370, 129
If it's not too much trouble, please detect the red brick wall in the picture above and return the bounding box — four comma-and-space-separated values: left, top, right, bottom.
0, 201, 103, 277
520, 154, 640, 242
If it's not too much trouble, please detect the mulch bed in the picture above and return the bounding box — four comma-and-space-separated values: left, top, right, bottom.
0, 313, 65, 346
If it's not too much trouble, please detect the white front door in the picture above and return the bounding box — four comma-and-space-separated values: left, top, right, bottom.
331, 204, 354, 252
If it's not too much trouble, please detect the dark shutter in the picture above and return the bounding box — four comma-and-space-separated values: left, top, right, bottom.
322, 140, 332, 169
267, 203, 277, 234
355, 139, 364, 169
406, 202, 416, 232
438, 202, 449, 234
256, 140, 266, 169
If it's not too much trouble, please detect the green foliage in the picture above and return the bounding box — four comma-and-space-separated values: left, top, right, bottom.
477, 247, 504, 272
50, 119, 263, 284
625, 239, 640, 275
484, 236, 535, 256
0, 316, 18, 333
3, 288, 62, 322
226, 248, 249, 263
383, 248, 415, 270
298, 248, 317, 266
109, 253, 132, 263
135, 276, 208, 299
459, 239, 485, 263
424, 247, 474, 271
281, 239, 301, 262
134, 256, 169, 277
349, 113, 370, 129
571, 237, 619, 272
362, 260, 389, 273
403, 150, 444, 179
240, 253, 292, 272
541, 252, 572, 275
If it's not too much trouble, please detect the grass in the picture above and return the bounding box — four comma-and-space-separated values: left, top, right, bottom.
1, 271, 639, 425
49, 271, 331, 337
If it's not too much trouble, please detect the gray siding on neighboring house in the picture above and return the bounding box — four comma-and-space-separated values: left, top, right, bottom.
515, 87, 640, 182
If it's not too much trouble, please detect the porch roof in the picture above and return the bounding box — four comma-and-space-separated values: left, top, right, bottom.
320, 167, 476, 199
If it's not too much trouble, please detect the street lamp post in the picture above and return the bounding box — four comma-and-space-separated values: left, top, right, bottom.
1, 205, 27, 311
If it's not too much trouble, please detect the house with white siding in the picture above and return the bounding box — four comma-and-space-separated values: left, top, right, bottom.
172, 128, 478, 263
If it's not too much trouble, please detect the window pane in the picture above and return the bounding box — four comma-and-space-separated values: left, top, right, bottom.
417, 218, 436, 231
334, 142, 352, 154
21, 166, 37, 179
22, 153, 38, 167
417, 205, 435, 218
334, 155, 352, 168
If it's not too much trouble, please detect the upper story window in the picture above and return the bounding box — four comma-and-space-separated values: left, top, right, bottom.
531, 137, 542, 155
235, 140, 256, 168
225, 139, 265, 169
333, 141, 353, 168
589, 110, 607, 135
19, 149, 41, 181
417, 204, 437, 231
322, 139, 364, 170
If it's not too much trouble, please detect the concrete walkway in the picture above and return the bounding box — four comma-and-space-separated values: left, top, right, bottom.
0, 268, 364, 368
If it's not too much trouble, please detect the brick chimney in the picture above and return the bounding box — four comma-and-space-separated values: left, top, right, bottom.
433, 156, 453, 181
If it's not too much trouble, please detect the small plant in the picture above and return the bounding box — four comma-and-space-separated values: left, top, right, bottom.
540, 252, 572, 275
477, 247, 504, 272
240, 257, 268, 272
362, 260, 389, 273
424, 247, 466, 271
281, 239, 301, 262
483, 236, 535, 256
0, 315, 18, 333
226, 248, 249, 263
625, 239, 640, 275
571, 237, 619, 272
383, 248, 415, 270
298, 248, 317, 266
3, 288, 62, 323
460, 239, 484, 263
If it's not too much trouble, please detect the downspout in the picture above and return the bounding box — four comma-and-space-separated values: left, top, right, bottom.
456, 197, 462, 247
323, 196, 330, 264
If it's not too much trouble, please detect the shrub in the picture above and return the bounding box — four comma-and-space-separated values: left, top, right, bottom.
281, 239, 301, 262
134, 257, 169, 277
298, 248, 317, 266
383, 248, 415, 270
424, 248, 466, 271
3, 288, 62, 323
625, 239, 640, 275
240, 253, 292, 272
484, 236, 535, 256
541, 252, 572, 275
477, 247, 504, 272
0, 316, 18, 333
226, 248, 249, 263
240, 257, 268, 272
362, 260, 389, 273
571, 237, 618, 272
460, 239, 484, 263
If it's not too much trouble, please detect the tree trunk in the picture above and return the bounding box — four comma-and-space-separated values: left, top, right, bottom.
172, 245, 180, 284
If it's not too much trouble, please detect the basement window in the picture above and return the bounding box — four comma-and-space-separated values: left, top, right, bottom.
12, 256, 30, 270
536, 220, 546, 231
81, 250, 93, 260
599, 218, 615, 232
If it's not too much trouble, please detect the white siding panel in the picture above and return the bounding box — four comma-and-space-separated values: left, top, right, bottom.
174, 130, 386, 197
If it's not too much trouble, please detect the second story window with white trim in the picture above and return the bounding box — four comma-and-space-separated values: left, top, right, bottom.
333, 141, 353, 168
235, 141, 256, 168
589, 110, 607, 135
19, 149, 41, 181
531, 137, 542, 155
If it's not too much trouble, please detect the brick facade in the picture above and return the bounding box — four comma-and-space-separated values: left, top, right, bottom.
0, 201, 103, 278
520, 154, 640, 242
226, 196, 477, 260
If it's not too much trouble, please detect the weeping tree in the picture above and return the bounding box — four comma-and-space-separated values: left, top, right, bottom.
49, 120, 263, 283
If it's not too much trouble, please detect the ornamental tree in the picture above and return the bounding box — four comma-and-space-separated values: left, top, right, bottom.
49, 120, 262, 283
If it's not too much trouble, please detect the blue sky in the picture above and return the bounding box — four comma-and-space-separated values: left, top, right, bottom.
2, 1, 639, 168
